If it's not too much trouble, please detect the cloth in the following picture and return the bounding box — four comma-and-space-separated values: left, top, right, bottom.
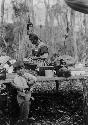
19, 100, 31, 119
3, 63, 10, 71
0, 56, 10, 64
9, 59, 16, 64
3, 64, 13, 73
17, 91, 31, 120
14, 72, 37, 88
37, 45, 48, 57
14, 75, 29, 89
29, 33, 38, 44
8, 66, 14, 73
23, 72, 37, 82
32, 42, 48, 58
65, 0, 88, 14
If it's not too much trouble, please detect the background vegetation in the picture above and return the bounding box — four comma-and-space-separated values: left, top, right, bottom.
0, 0, 88, 63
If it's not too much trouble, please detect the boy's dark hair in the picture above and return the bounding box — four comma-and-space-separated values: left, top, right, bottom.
13, 61, 24, 72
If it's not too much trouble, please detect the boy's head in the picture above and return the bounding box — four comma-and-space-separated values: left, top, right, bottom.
13, 60, 24, 73
16, 67, 24, 76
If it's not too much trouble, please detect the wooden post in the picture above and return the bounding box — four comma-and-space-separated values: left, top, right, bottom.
55, 80, 59, 92
82, 78, 88, 125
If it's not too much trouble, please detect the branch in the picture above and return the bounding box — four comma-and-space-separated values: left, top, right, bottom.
2, 35, 7, 48
1, 0, 5, 25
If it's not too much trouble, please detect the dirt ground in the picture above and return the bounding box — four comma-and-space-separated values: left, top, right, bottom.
30, 80, 83, 125
0, 80, 83, 125
31, 90, 83, 125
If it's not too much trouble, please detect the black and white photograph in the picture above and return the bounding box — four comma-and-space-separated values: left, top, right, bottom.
0, 0, 86, 124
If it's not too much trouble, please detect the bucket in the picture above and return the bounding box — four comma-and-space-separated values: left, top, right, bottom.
45, 70, 54, 77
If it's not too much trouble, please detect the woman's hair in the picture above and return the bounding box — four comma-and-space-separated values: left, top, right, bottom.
29, 33, 38, 44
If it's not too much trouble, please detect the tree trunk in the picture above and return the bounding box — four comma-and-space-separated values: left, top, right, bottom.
82, 14, 87, 64
70, 9, 78, 62
49, 8, 55, 53
82, 79, 88, 125
1, 0, 5, 25
44, 0, 52, 57
26, 0, 35, 25
0, 0, 8, 48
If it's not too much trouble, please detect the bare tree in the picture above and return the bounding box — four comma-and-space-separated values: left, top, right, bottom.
0, 0, 8, 50
44, 0, 50, 40
70, 9, 78, 61
12, 0, 29, 61
1, 0, 5, 25
25, 0, 35, 25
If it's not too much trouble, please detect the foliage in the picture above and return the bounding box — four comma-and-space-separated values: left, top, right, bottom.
4, 23, 14, 44
11, 0, 31, 60
12, 1, 29, 17
0, 23, 15, 57
0, 0, 88, 61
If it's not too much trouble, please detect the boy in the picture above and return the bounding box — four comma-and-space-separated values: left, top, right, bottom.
13, 66, 37, 123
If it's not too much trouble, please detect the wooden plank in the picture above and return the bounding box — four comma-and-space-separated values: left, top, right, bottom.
0, 73, 87, 86
5, 73, 88, 82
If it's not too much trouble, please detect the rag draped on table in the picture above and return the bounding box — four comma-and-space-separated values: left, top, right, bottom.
65, 0, 88, 14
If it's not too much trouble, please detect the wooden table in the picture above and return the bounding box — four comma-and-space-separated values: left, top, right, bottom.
0, 73, 88, 92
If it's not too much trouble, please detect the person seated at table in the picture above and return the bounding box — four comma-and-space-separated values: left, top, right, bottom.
27, 19, 49, 59
29, 33, 49, 59
13, 66, 37, 124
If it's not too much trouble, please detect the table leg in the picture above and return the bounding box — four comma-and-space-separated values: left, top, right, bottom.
55, 80, 59, 92
81, 79, 88, 125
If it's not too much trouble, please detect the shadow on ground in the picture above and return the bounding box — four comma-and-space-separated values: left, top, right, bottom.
30, 90, 83, 125
0, 82, 83, 125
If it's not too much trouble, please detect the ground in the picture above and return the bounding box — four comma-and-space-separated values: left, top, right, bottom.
0, 80, 83, 125
31, 80, 83, 125
31, 91, 83, 125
